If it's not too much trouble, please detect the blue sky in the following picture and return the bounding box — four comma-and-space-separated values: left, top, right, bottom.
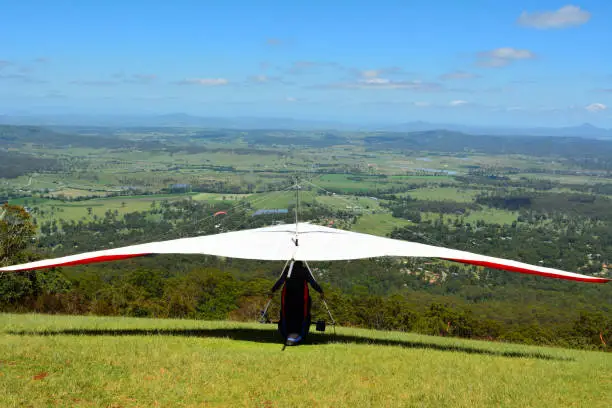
1, 1, 611, 127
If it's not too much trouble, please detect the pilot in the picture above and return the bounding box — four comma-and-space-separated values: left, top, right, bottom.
269, 261, 324, 345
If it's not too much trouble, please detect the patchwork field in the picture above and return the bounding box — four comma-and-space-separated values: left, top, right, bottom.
402, 187, 479, 202
352, 213, 413, 236
420, 208, 520, 226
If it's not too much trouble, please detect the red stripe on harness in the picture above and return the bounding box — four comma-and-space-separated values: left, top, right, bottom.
303, 280, 308, 319
281, 285, 286, 319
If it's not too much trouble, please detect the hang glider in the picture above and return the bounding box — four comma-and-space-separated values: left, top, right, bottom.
0, 223, 609, 283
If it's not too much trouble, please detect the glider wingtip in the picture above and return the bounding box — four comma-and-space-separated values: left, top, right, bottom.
443, 258, 610, 284
0, 253, 151, 273
579, 277, 610, 284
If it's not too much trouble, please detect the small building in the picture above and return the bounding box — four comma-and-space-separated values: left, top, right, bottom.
252, 209, 289, 217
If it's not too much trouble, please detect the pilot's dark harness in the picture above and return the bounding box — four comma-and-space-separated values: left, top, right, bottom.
260, 260, 336, 347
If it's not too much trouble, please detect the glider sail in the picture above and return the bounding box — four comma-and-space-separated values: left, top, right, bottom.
0, 223, 609, 283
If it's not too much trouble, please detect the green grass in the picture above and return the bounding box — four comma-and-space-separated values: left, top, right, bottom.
316, 195, 383, 212
192, 193, 251, 202
10, 195, 193, 224
402, 187, 478, 203
47, 200, 154, 222
245, 190, 318, 210
246, 191, 385, 215
352, 213, 413, 236
511, 173, 612, 184
0, 314, 610, 407
315, 174, 452, 193
421, 208, 519, 226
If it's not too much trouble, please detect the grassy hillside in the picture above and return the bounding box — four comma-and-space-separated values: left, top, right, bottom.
1, 314, 610, 407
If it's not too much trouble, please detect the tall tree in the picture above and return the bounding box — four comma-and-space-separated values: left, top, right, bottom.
0, 204, 36, 267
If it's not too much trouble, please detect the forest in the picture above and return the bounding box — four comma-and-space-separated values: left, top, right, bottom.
0, 151, 62, 179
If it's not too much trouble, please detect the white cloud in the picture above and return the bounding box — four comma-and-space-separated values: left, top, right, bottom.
132, 95, 180, 101
69, 74, 157, 86
1, 73, 47, 84
518, 5, 591, 29
286, 61, 341, 75
357, 67, 404, 78
69, 80, 117, 86
585, 103, 607, 112
285, 96, 306, 103
176, 78, 229, 86
124, 74, 157, 84
477, 47, 536, 67
245, 75, 290, 86
489, 48, 535, 59
361, 70, 380, 78
449, 100, 469, 107
250, 75, 269, 83
85, 73, 158, 85
321, 78, 442, 91
360, 78, 391, 85
132, 74, 157, 81
440, 71, 480, 80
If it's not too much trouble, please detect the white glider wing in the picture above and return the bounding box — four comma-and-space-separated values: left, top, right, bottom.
1, 223, 609, 283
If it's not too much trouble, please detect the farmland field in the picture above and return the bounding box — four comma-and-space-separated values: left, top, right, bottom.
353, 213, 413, 236
402, 187, 478, 202
9, 195, 188, 223
420, 208, 520, 226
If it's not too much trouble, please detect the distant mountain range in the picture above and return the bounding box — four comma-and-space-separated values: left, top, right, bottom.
1, 113, 611, 139
0, 113, 349, 131
378, 121, 612, 139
